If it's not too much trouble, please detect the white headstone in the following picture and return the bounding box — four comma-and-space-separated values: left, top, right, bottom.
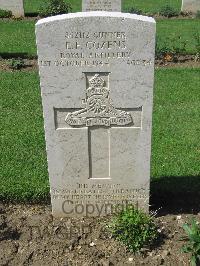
181, 0, 200, 13
36, 12, 156, 217
82, 0, 121, 11
0, 0, 24, 17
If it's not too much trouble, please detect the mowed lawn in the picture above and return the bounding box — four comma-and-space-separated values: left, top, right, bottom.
0, 19, 199, 57
123, 0, 182, 13
23, 0, 182, 14
0, 72, 49, 202
0, 68, 200, 202
0, 21, 36, 57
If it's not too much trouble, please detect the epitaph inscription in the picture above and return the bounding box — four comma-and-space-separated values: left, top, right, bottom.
36, 13, 156, 217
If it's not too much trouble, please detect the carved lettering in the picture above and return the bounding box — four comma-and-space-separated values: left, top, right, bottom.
40, 31, 152, 68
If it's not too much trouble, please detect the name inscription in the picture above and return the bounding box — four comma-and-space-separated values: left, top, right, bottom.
39, 31, 153, 68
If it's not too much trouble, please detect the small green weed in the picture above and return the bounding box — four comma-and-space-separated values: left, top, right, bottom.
127, 7, 142, 15
8, 59, 25, 70
39, 0, 72, 17
156, 37, 174, 60
0, 9, 12, 18
194, 32, 200, 61
182, 219, 200, 266
159, 5, 179, 17
156, 35, 187, 60
108, 206, 158, 253
196, 11, 200, 19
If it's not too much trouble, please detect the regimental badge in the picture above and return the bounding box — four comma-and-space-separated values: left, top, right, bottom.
65, 73, 133, 127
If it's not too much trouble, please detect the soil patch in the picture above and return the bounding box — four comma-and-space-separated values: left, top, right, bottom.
0, 17, 39, 22
0, 203, 199, 266
0, 56, 199, 72
153, 14, 197, 20
0, 59, 38, 72
0, 13, 197, 22
156, 55, 200, 68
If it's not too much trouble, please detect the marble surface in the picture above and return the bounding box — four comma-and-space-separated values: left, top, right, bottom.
36, 12, 156, 217
0, 0, 24, 17
181, 0, 200, 13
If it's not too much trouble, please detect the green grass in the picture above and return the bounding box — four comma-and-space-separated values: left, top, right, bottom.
152, 68, 200, 178
123, 0, 181, 13
0, 72, 49, 202
0, 68, 200, 202
0, 19, 199, 58
156, 19, 200, 55
23, 0, 182, 14
0, 21, 36, 57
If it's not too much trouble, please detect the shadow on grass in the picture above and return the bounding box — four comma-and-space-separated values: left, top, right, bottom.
25, 12, 39, 17
0, 176, 199, 216
0, 53, 37, 60
150, 176, 200, 215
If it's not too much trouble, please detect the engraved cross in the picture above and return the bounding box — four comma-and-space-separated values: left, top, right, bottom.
57, 72, 141, 180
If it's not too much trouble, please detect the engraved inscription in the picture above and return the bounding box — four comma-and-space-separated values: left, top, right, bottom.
39, 31, 153, 68
55, 107, 142, 129
83, 0, 121, 12
65, 73, 133, 127
86, 0, 112, 11
52, 184, 149, 202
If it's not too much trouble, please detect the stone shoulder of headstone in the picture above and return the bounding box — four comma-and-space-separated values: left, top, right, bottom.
0, 0, 24, 17
36, 11, 155, 25
36, 12, 156, 217
181, 0, 200, 13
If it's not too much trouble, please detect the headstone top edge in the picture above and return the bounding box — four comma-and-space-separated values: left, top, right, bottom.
36, 11, 155, 26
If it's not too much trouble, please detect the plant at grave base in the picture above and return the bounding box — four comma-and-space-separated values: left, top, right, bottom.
194, 32, 200, 62
127, 7, 142, 15
181, 219, 200, 266
39, 0, 72, 17
155, 36, 174, 61
180, 11, 192, 17
159, 5, 179, 18
107, 206, 158, 253
172, 36, 187, 56
196, 11, 200, 19
8, 59, 25, 70
155, 35, 188, 61
0, 9, 12, 18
